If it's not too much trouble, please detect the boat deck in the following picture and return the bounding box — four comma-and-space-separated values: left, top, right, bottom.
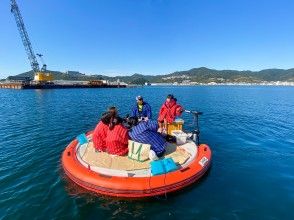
75, 139, 198, 177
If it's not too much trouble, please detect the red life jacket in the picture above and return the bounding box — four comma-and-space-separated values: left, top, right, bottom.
158, 99, 183, 124
93, 121, 109, 151
105, 124, 129, 156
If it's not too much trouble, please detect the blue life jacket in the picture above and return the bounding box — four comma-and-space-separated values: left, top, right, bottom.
131, 102, 152, 119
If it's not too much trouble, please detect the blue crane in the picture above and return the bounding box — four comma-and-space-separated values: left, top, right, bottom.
10, 0, 40, 73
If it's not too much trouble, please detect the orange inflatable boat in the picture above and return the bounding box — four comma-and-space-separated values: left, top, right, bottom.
61, 131, 212, 198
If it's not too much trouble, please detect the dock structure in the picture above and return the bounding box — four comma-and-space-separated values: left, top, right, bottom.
0, 82, 126, 89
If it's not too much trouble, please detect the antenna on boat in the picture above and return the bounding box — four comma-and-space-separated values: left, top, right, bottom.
184, 110, 203, 146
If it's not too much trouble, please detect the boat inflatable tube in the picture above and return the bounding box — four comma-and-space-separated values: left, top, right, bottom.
61, 131, 212, 198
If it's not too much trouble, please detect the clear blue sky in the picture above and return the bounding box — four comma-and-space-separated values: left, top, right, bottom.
0, 0, 294, 78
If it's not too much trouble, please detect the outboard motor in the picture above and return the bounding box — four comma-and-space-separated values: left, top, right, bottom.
185, 110, 203, 146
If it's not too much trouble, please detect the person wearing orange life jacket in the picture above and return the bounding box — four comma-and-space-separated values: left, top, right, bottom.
158, 94, 183, 133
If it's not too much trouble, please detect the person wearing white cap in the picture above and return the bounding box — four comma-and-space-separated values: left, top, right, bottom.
131, 95, 152, 121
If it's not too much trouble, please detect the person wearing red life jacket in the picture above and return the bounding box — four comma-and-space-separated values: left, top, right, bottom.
93, 107, 129, 156
92, 119, 109, 152
158, 94, 183, 133
105, 122, 129, 156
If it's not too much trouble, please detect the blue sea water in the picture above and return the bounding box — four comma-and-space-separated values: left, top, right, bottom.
0, 86, 293, 220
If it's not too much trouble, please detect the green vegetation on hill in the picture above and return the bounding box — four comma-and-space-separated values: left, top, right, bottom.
9, 67, 294, 84
164, 67, 294, 83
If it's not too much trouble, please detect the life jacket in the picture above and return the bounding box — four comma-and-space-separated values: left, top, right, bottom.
158, 99, 183, 124
131, 102, 152, 119
92, 121, 109, 151
105, 124, 129, 156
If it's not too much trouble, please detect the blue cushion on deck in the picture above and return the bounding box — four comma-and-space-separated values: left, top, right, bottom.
150, 158, 178, 176
150, 160, 165, 176
76, 133, 88, 145
163, 158, 177, 172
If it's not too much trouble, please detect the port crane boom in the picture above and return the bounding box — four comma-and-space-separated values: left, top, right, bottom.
10, 0, 52, 82
10, 0, 40, 72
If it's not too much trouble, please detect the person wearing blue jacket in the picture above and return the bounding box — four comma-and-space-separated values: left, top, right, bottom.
127, 117, 166, 159
131, 96, 152, 120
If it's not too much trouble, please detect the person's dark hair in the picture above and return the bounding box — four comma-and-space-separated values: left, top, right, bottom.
100, 106, 120, 130
108, 106, 117, 116
167, 94, 174, 99
101, 112, 111, 124
127, 116, 139, 128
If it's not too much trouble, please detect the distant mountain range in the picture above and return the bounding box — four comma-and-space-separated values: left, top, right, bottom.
6, 67, 294, 84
